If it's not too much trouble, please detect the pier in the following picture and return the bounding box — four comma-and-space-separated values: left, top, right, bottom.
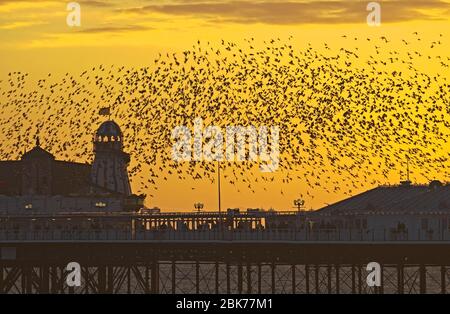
1, 211, 449, 294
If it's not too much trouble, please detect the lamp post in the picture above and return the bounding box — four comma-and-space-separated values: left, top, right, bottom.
217, 161, 221, 213
194, 202, 204, 213
293, 199, 305, 212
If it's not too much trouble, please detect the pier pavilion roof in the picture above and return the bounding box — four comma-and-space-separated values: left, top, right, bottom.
317, 181, 450, 214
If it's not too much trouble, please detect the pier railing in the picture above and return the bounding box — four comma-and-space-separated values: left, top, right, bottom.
1, 228, 449, 242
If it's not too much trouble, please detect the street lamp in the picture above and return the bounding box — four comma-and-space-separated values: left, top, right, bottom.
293, 199, 305, 212
194, 202, 204, 213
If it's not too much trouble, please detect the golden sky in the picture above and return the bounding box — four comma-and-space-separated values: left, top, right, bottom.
0, 0, 449, 211
1, 0, 449, 72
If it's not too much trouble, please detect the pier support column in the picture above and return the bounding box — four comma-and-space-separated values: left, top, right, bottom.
315, 264, 319, 294
145, 265, 150, 294
127, 266, 131, 294
172, 261, 176, 294
40, 265, 49, 294
144, 264, 150, 294
441, 266, 446, 294
247, 264, 252, 294
271, 262, 276, 294
327, 265, 332, 293
27, 265, 33, 294
292, 265, 296, 294
305, 264, 310, 294
21, 266, 25, 293
237, 263, 243, 294
215, 262, 219, 294
83, 266, 90, 294
22, 265, 32, 294
59, 266, 65, 293
419, 265, 426, 294
107, 266, 114, 293
257, 264, 262, 294
50, 266, 58, 293
357, 265, 362, 294
397, 264, 404, 294
226, 263, 230, 294
98, 265, 106, 294
196, 261, 200, 294
379, 264, 384, 294
151, 262, 159, 294
335, 265, 340, 294
351, 265, 356, 294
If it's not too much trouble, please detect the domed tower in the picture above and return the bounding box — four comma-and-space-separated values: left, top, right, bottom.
91, 120, 132, 195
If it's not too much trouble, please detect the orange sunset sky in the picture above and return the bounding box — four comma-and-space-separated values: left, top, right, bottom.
0, 0, 449, 211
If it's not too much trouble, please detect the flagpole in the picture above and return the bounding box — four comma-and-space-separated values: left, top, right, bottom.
217, 160, 224, 240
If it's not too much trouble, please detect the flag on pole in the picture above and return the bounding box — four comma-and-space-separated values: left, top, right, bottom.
99, 107, 110, 116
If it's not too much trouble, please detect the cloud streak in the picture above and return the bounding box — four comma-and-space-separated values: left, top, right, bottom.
120, 0, 450, 24
0, 20, 47, 29
77, 24, 151, 34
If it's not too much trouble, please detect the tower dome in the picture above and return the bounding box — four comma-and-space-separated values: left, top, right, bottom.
95, 120, 123, 142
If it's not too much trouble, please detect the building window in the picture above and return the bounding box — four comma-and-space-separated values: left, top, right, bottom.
24, 203, 33, 210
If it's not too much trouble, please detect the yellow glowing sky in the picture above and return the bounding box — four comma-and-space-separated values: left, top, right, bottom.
0, 0, 449, 211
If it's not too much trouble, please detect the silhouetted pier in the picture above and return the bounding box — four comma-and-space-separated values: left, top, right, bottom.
1, 211, 449, 294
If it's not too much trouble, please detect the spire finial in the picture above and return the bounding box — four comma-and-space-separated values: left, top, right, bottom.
36, 134, 40, 147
